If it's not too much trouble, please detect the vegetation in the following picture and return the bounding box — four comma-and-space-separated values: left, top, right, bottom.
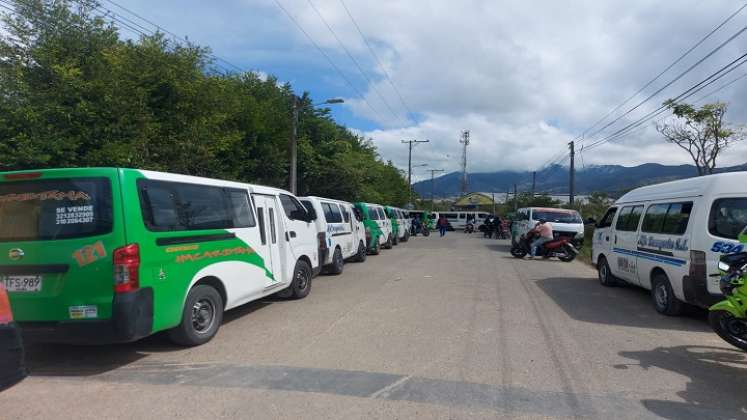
0, 0, 410, 205
657, 100, 744, 176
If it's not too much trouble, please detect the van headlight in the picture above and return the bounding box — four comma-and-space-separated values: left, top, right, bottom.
718, 261, 731, 272
575, 231, 584, 239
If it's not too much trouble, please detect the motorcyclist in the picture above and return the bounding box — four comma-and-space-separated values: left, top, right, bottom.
529, 219, 554, 258
411, 215, 421, 235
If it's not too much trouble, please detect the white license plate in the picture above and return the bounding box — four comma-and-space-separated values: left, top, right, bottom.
1, 275, 42, 292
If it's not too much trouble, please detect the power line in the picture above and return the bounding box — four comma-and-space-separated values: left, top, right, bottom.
583, 53, 747, 152
338, 0, 413, 118
582, 23, 747, 145
101, 0, 245, 73
306, 0, 404, 124
272, 0, 385, 122
575, 3, 747, 143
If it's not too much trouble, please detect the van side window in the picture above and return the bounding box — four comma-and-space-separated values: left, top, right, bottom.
322, 203, 343, 223
279, 194, 308, 221
597, 208, 617, 228
615, 205, 643, 232
138, 180, 250, 232
257, 207, 266, 245
641, 202, 692, 235
269, 208, 277, 244
709, 198, 747, 239
342, 207, 351, 223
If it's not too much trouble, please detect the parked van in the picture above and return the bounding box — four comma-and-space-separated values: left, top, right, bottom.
354, 202, 393, 253
299, 196, 368, 274
441, 211, 490, 231
385, 206, 410, 244
512, 207, 584, 246
592, 172, 747, 315
0, 168, 319, 346
395, 208, 411, 242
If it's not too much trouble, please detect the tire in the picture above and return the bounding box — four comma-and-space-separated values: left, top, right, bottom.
422, 229, 430, 237
510, 246, 527, 258
558, 246, 576, 262
392, 233, 399, 246
597, 256, 617, 287
709, 310, 747, 352
384, 235, 393, 249
369, 238, 381, 255
288, 259, 312, 299
168, 284, 224, 347
402, 231, 409, 242
651, 273, 684, 316
355, 240, 367, 262
326, 247, 344, 275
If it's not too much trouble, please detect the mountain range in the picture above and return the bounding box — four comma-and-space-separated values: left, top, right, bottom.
413, 163, 747, 198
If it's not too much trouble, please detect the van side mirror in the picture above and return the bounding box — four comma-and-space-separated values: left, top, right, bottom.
585, 217, 597, 225
305, 207, 318, 221
290, 209, 310, 222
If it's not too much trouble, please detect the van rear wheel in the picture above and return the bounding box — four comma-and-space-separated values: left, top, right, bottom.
651, 273, 684, 316
168, 285, 224, 347
392, 233, 399, 246
384, 235, 393, 249
326, 247, 344, 275
354, 241, 367, 262
369, 238, 381, 255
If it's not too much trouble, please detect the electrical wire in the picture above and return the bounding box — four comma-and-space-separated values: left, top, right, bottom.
338, 0, 413, 118
306, 0, 405, 124
272, 0, 385, 121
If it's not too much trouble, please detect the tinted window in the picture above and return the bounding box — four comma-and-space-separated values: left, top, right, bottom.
532, 210, 583, 224
710, 198, 747, 239
442, 212, 457, 218
138, 180, 251, 232
642, 202, 692, 235
342, 207, 351, 223
0, 177, 112, 242
597, 207, 617, 228
257, 207, 266, 245
280, 194, 308, 220
615, 205, 643, 232
269, 208, 277, 244
641, 204, 669, 233
370, 207, 380, 220
322, 202, 343, 223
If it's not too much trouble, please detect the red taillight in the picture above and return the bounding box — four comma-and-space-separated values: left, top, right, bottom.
0, 285, 13, 324
4, 172, 42, 181
317, 232, 327, 250
114, 243, 140, 293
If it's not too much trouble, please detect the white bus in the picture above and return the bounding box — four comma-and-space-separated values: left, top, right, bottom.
592, 172, 747, 315
299, 196, 368, 274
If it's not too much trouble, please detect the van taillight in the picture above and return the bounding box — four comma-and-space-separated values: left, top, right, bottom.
0, 285, 13, 324
317, 232, 327, 250
4, 172, 42, 180
114, 244, 140, 293
690, 250, 706, 281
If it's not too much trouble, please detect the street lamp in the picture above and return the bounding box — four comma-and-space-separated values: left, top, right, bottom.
289, 96, 345, 194
408, 163, 428, 208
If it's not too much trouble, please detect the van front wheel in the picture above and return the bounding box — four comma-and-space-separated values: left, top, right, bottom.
168, 285, 224, 347
651, 273, 684, 316
290, 260, 313, 299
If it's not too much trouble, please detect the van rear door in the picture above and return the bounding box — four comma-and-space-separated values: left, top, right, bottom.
0, 169, 125, 323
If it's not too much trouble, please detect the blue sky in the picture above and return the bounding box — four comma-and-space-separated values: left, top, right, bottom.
107, 0, 747, 180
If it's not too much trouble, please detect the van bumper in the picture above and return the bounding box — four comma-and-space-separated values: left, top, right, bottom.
682, 275, 722, 308
19, 288, 153, 345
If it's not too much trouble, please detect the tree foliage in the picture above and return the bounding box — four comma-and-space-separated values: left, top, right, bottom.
657, 100, 744, 176
0, 0, 410, 205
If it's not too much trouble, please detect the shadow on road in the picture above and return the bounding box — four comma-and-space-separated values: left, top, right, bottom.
536, 277, 710, 332
24, 298, 276, 378
617, 345, 747, 419
485, 243, 513, 253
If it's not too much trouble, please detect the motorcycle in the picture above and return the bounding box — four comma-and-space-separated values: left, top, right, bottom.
410, 223, 431, 237
464, 222, 474, 234
510, 231, 578, 262
709, 251, 747, 352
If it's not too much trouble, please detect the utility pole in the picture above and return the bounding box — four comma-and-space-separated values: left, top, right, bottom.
289, 96, 300, 194
429, 169, 444, 211
459, 130, 470, 194
531, 171, 536, 198
402, 139, 430, 206
513, 184, 518, 211
569, 141, 575, 205
491, 192, 496, 215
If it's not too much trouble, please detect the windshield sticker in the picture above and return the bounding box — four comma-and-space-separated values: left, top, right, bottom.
0, 190, 90, 203
637, 235, 689, 251
56, 205, 95, 225
72, 241, 106, 267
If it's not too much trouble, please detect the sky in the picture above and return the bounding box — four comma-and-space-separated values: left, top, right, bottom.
110, 0, 747, 181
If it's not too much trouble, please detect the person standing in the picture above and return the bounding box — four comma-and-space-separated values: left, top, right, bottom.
437, 215, 449, 237
529, 219, 554, 258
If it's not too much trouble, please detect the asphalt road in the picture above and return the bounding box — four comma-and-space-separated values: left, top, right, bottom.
1, 233, 746, 419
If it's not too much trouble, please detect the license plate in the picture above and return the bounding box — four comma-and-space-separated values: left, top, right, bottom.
1, 275, 42, 292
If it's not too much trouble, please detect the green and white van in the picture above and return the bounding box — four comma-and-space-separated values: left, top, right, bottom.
0, 168, 319, 346
353, 202, 393, 254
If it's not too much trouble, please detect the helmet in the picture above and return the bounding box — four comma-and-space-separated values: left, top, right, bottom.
539, 219, 547, 224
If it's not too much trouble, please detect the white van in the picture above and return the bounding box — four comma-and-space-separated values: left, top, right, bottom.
441, 211, 490, 231
299, 197, 368, 274
366, 203, 394, 249
386, 207, 410, 243
592, 172, 747, 315
512, 207, 584, 246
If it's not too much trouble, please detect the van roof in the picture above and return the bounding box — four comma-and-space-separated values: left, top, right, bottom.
301, 196, 353, 206
615, 171, 747, 204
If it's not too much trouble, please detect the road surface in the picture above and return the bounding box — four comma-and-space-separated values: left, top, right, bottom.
1, 233, 745, 419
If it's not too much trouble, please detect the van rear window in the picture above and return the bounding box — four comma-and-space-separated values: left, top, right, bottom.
710, 198, 747, 239
532, 210, 583, 224
0, 178, 112, 242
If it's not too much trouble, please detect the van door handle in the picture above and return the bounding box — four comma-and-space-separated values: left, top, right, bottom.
605, 236, 609, 241
290, 231, 297, 238
614, 235, 617, 244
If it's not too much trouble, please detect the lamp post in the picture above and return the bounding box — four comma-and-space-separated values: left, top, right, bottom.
289, 96, 344, 194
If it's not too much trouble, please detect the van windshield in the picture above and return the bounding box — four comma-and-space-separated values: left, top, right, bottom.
0, 178, 112, 242
532, 210, 582, 224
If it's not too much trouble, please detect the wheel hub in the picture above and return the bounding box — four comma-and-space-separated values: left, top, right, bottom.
192, 299, 215, 333
724, 317, 747, 338
655, 284, 668, 308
